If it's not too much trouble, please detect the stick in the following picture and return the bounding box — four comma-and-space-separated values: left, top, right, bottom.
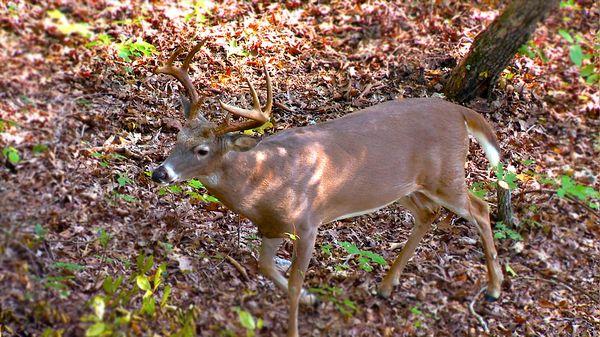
225, 255, 249, 281
469, 286, 490, 333
516, 188, 599, 219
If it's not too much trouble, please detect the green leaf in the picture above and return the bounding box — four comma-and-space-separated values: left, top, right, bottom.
34, 223, 47, 240
202, 193, 220, 203
141, 295, 156, 315
168, 184, 183, 194
362, 251, 387, 265
116, 193, 138, 202
188, 179, 204, 189
569, 44, 583, 67
237, 309, 256, 330
103, 275, 123, 295
117, 173, 132, 187
586, 73, 599, 84
580, 64, 595, 77
85, 322, 106, 337
136, 275, 151, 291
410, 306, 423, 316
469, 182, 488, 199
47, 9, 66, 20
153, 263, 167, 291
161, 284, 172, 307
53, 261, 85, 272
338, 241, 360, 255
505, 263, 517, 277
321, 243, 332, 256
91, 296, 105, 319
32, 144, 48, 154
136, 254, 154, 274
2, 146, 20, 164
558, 29, 574, 43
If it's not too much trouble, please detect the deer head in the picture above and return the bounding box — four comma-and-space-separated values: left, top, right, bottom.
151, 43, 273, 184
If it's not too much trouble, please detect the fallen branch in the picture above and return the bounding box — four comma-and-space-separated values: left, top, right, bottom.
516, 188, 599, 219
469, 286, 490, 333
520, 276, 600, 304
225, 255, 249, 281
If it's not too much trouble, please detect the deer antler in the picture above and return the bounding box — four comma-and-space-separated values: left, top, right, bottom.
156, 42, 206, 121
215, 65, 273, 135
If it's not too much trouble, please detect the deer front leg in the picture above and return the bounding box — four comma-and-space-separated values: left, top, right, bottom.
287, 227, 317, 337
259, 237, 317, 306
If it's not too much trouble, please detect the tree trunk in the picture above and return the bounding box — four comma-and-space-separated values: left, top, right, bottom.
444, 0, 559, 103
497, 184, 517, 227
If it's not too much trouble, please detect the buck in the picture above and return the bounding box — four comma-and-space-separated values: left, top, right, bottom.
151, 43, 504, 337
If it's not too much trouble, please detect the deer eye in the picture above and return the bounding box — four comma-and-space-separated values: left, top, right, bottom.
194, 145, 209, 156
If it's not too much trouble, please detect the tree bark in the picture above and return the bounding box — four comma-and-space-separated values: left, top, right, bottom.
497, 184, 517, 227
444, 0, 559, 103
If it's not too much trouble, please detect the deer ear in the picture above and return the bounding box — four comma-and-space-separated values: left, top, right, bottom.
229, 135, 259, 152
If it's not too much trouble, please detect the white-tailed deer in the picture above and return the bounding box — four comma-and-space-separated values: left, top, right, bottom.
151, 44, 504, 337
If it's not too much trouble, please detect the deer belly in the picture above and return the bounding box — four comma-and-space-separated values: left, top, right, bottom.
332, 200, 397, 222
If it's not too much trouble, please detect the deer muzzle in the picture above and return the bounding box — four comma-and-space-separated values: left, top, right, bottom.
151, 165, 177, 184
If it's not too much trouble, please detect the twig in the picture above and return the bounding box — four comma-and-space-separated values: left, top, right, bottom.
225, 255, 249, 281
516, 188, 599, 219
520, 276, 600, 304
469, 286, 490, 333
274, 101, 295, 113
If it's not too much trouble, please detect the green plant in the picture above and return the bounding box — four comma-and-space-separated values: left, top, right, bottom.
34, 223, 47, 241
114, 192, 138, 203
116, 173, 132, 187
337, 241, 387, 272
185, 0, 212, 24
308, 286, 358, 317
320, 243, 333, 256
116, 38, 156, 62
86, 33, 113, 48
518, 40, 548, 63
559, 29, 598, 84
97, 228, 111, 248
505, 263, 517, 277
32, 144, 48, 154
0, 118, 17, 132
43, 275, 73, 299
53, 261, 85, 272
469, 182, 488, 199
46, 9, 93, 38
82, 254, 176, 336
225, 39, 249, 58
493, 222, 523, 241
233, 307, 263, 337
409, 306, 424, 328
2, 146, 20, 165
494, 163, 517, 190
556, 175, 599, 209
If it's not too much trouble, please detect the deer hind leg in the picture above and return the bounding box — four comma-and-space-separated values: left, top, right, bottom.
378, 192, 440, 298
466, 192, 504, 300
424, 188, 503, 300
258, 238, 317, 307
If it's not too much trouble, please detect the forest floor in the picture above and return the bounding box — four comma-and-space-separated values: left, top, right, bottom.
0, 1, 598, 336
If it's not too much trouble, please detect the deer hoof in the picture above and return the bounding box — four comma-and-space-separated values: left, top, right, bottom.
377, 286, 392, 299
300, 290, 319, 307
484, 289, 501, 302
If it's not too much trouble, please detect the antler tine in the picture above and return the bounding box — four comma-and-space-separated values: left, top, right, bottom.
216, 65, 273, 135
156, 41, 206, 120
263, 64, 273, 115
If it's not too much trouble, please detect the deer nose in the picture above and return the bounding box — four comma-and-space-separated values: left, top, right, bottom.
152, 166, 169, 183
